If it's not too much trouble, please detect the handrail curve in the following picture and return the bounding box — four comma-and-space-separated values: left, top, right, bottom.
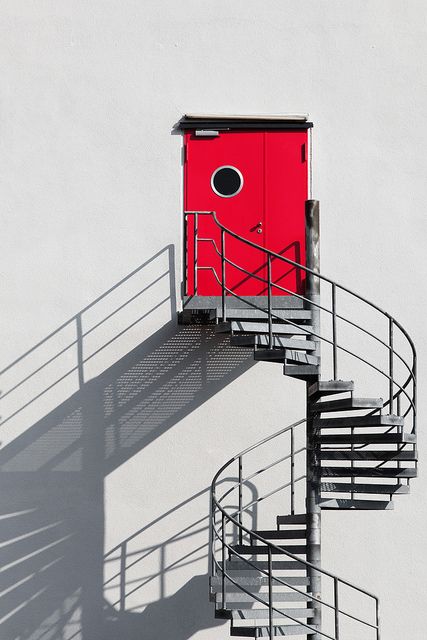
191, 209, 417, 638
211, 420, 380, 638
185, 210, 417, 436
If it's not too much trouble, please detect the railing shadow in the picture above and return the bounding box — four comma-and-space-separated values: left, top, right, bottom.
102, 481, 258, 640
0, 246, 255, 640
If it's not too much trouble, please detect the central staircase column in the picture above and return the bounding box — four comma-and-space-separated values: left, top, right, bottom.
305, 199, 322, 639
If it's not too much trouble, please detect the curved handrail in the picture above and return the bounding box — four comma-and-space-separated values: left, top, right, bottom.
193, 206, 418, 638
185, 210, 417, 435
211, 420, 380, 639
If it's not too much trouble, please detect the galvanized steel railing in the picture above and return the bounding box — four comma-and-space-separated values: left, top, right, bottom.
211, 420, 381, 639
184, 210, 416, 437
186, 207, 417, 638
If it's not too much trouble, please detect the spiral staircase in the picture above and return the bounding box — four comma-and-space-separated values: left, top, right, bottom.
181, 202, 417, 639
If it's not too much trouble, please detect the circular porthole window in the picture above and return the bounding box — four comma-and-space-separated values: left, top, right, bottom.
211, 166, 243, 198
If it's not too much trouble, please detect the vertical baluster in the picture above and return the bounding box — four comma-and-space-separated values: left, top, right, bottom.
221, 229, 226, 321
268, 546, 273, 640
183, 213, 188, 296
334, 578, 339, 640
290, 428, 295, 515
351, 426, 355, 501
238, 456, 243, 546
331, 283, 337, 380
221, 513, 226, 610
376, 597, 381, 640
194, 213, 198, 295
413, 351, 417, 436
211, 494, 217, 576
389, 317, 394, 414
267, 254, 273, 349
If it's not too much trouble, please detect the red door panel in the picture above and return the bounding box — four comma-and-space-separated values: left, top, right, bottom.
185, 131, 266, 296
265, 132, 307, 296
184, 130, 308, 298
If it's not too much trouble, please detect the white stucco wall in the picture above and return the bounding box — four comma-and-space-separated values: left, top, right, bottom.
1, 2, 426, 639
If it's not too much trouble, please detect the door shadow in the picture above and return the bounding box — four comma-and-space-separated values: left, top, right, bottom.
0, 246, 255, 639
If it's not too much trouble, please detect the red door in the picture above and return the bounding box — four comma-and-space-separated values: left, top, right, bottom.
184, 130, 307, 297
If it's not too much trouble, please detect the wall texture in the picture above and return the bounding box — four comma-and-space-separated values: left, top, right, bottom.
1, 2, 426, 639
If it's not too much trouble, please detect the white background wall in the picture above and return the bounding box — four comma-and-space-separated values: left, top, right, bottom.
1, 2, 426, 639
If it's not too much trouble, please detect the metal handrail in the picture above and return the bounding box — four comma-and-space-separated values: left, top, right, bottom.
199, 262, 416, 416
184, 208, 417, 639
184, 210, 416, 436
211, 420, 380, 639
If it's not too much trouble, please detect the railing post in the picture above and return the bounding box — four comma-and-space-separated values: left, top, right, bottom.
334, 578, 339, 640
351, 426, 355, 501
305, 199, 321, 372
388, 316, 394, 414
305, 200, 322, 640
211, 494, 217, 577
194, 213, 198, 295
290, 427, 295, 515
376, 597, 381, 640
331, 283, 338, 380
267, 254, 273, 349
413, 351, 417, 436
268, 546, 273, 640
221, 229, 227, 321
221, 513, 226, 610
183, 213, 188, 296
238, 456, 243, 546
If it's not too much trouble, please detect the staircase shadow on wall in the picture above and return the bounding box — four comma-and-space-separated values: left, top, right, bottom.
102, 481, 258, 640
0, 245, 255, 640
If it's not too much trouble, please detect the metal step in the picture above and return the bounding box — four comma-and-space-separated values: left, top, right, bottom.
314, 414, 404, 429
230, 335, 316, 350
283, 364, 319, 379
319, 498, 394, 510
317, 432, 416, 444
223, 320, 314, 335
253, 530, 307, 540
308, 380, 354, 398
277, 514, 307, 526
310, 397, 383, 413
219, 308, 312, 321
319, 449, 418, 461
320, 466, 417, 478
320, 482, 410, 495
254, 349, 319, 364
216, 592, 311, 605
254, 349, 319, 363
210, 576, 311, 591
225, 560, 307, 571
285, 351, 320, 365
231, 624, 315, 637
232, 608, 313, 621
254, 349, 289, 362
232, 544, 307, 555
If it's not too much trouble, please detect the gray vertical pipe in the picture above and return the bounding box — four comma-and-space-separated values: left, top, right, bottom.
305, 200, 322, 639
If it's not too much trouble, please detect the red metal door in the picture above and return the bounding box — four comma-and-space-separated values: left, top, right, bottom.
185, 131, 266, 296
184, 130, 307, 297
265, 131, 307, 296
